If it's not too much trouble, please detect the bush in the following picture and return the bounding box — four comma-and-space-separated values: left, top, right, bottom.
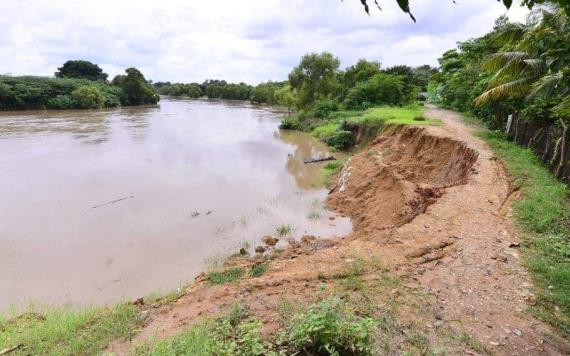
344, 73, 405, 109
46, 95, 76, 109
279, 116, 300, 130
284, 298, 378, 355
325, 130, 354, 150
312, 98, 340, 118
71, 85, 105, 109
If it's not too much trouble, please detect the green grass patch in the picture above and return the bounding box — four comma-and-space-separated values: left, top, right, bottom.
205, 267, 246, 285
475, 128, 570, 335
275, 224, 294, 237
0, 303, 141, 355
351, 105, 441, 126
250, 263, 268, 278
311, 122, 339, 139
322, 160, 343, 186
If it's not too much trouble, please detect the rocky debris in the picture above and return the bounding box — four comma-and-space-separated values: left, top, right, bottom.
190, 211, 200, 218
239, 248, 248, 256
255, 246, 266, 254
285, 237, 299, 248
133, 297, 145, 306
262, 235, 279, 247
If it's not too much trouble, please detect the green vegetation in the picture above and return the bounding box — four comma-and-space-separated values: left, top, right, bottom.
205, 267, 246, 286
0, 62, 158, 110
0, 303, 141, 355
322, 160, 343, 186
475, 129, 570, 335
249, 263, 268, 278
55, 60, 108, 81
275, 224, 294, 237
351, 106, 440, 126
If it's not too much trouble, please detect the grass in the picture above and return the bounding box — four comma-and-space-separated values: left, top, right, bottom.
275, 224, 294, 237
322, 160, 344, 187
474, 128, 570, 335
250, 263, 268, 278
205, 267, 246, 286
349, 105, 441, 127
0, 303, 141, 355
311, 122, 339, 139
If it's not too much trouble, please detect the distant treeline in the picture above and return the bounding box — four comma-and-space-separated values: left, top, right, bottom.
154, 57, 436, 116
153, 80, 287, 105
0, 60, 158, 110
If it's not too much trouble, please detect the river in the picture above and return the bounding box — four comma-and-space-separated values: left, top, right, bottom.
0, 97, 351, 309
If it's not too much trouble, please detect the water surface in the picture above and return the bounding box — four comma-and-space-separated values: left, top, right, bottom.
0, 98, 350, 309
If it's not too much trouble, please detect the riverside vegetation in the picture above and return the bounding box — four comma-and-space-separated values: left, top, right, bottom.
0, 60, 158, 110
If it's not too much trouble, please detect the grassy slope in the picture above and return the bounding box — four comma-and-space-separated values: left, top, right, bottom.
0, 303, 141, 355
476, 130, 570, 336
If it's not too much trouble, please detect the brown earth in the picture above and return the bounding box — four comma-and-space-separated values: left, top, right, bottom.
107, 106, 569, 355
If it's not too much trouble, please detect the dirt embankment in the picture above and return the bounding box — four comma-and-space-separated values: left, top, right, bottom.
108, 107, 569, 355
328, 125, 478, 235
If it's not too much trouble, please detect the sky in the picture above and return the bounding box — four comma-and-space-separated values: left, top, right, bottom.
0, 0, 530, 84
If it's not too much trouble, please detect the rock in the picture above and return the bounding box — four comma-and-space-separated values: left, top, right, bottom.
490, 341, 499, 346
206, 210, 212, 215
239, 248, 248, 256
509, 242, 520, 248
262, 235, 279, 247
513, 329, 523, 337
255, 246, 266, 254
133, 297, 144, 306
191, 211, 200, 218
328, 216, 335, 220
301, 235, 317, 244
139, 310, 149, 320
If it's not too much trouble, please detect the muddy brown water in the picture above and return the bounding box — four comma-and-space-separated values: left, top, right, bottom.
0, 98, 351, 310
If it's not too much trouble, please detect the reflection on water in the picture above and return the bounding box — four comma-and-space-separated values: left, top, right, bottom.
279, 130, 345, 190
0, 98, 351, 309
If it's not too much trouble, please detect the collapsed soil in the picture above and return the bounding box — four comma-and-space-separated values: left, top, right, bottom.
107, 106, 569, 355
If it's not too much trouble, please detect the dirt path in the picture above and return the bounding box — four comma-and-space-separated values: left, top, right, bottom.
108, 106, 569, 355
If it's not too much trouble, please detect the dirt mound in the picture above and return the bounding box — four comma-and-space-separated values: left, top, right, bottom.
328, 125, 478, 234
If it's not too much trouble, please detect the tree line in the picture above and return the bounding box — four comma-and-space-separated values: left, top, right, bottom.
0, 60, 158, 110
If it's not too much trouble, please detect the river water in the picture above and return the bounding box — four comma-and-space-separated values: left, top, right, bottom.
0, 98, 351, 309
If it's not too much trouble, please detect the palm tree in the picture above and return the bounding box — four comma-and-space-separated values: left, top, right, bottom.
475, 5, 569, 177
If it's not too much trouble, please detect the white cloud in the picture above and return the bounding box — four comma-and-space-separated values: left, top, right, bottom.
0, 0, 529, 84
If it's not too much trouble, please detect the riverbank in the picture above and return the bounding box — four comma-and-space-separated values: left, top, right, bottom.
2, 106, 569, 355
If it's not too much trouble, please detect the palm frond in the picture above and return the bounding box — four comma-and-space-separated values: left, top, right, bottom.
554, 95, 570, 118
530, 72, 564, 97
475, 78, 532, 105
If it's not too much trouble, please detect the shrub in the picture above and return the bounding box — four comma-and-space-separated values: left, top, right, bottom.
344, 73, 405, 109
312, 98, 340, 118
325, 130, 354, 150
279, 116, 300, 130
46, 95, 76, 109
284, 298, 378, 355
206, 267, 246, 285
71, 85, 105, 109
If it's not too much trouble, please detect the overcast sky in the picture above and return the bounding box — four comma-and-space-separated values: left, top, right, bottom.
0, 0, 529, 84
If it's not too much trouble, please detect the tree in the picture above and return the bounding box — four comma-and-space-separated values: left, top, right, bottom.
340, 59, 381, 98
356, 0, 569, 20
112, 67, 159, 105
274, 85, 297, 114
71, 85, 105, 109
55, 60, 108, 81
288, 52, 340, 109
344, 72, 405, 109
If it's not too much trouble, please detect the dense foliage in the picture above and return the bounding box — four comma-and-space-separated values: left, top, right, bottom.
55, 60, 108, 81
431, 6, 569, 128
0, 62, 158, 110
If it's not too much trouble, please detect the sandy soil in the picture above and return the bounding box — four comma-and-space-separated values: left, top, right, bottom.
107, 106, 569, 355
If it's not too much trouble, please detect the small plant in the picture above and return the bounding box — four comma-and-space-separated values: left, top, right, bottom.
307, 210, 322, 221
275, 224, 294, 237
283, 298, 378, 355
413, 115, 427, 121
250, 263, 267, 277
206, 267, 246, 285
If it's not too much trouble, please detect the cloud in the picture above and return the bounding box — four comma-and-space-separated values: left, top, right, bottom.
0, 0, 529, 84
